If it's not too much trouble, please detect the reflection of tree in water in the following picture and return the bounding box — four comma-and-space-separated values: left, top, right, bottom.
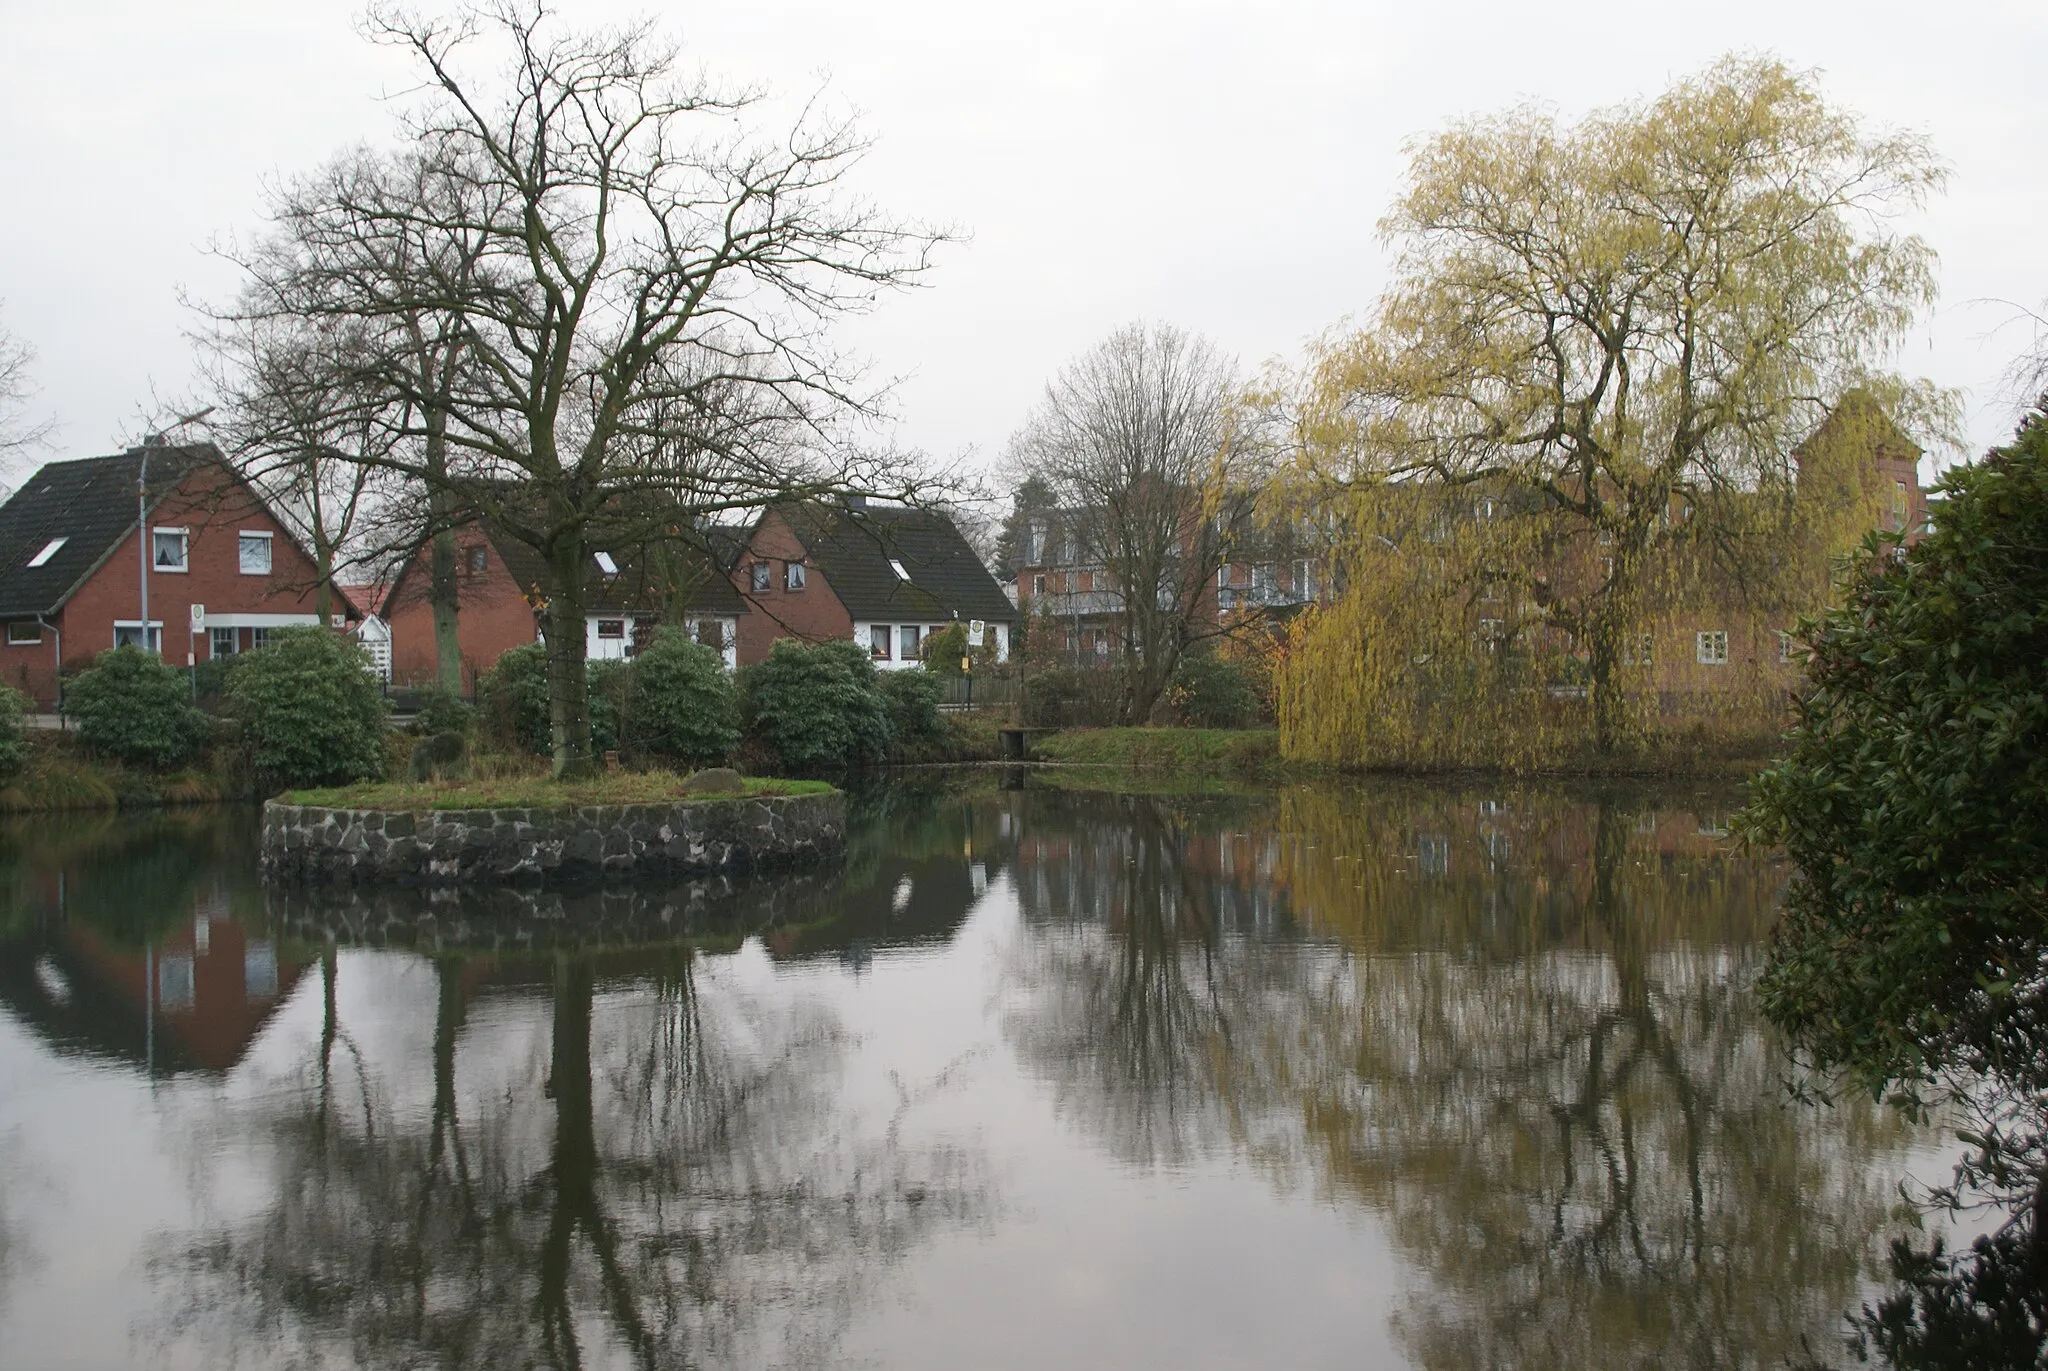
1007, 785, 1925, 1368
157, 941, 984, 1369
1006, 794, 1292, 1167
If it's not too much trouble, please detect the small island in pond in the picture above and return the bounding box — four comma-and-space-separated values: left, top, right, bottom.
261, 771, 844, 887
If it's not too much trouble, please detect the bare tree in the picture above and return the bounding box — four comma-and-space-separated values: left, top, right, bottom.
208, 2, 945, 775
0, 306, 53, 491
200, 315, 397, 625
1007, 322, 1252, 722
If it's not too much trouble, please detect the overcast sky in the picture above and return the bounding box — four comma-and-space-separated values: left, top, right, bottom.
2, 0, 2044, 485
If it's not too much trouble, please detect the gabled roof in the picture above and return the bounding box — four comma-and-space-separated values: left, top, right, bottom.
479, 525, 748, 618
0, 446, 194, 619
773, 503, 1014, 623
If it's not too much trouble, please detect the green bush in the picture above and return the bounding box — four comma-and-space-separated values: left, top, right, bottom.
587, 658, 630, 755
65, 647, 212, 770
477, 643, 551, 754
740, 638, 891, 772
628, 628, 737, 766
226, 627, 389, 789
879, 667, 948, 752
0, 683, 27, 780
414, 685, 475, 738
1169, 652, 1261, 728
920, 622, 969, 676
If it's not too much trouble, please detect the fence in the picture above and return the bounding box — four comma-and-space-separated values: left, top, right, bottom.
939, 674, 1019, 710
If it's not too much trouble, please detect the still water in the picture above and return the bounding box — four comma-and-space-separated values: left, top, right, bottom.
0, 777, 1934, 1370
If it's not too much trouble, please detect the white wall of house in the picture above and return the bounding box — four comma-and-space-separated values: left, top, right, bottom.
853, 619, 1009, 670
583, 614, 739, 670
353, 614, 392, 681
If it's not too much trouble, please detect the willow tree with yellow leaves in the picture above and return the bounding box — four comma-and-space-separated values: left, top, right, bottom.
1277, 56, 1951, 767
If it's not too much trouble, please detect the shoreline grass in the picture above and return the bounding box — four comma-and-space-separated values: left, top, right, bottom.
286, 772, 834, 811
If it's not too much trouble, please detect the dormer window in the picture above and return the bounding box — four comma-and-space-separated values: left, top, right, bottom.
152, 528, 189, 572
888, 558, 910, 581
25, 537, 65, 568
594, 551, 619, 576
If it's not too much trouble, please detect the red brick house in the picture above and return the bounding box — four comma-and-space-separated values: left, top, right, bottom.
731, 502, 1016, 668
382, 520, 748, 689
0, 443, 358, 707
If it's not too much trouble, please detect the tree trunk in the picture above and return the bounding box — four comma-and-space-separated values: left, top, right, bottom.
544, 533, 597, 780
425, 411, 463, 693
314, 542, 333, 627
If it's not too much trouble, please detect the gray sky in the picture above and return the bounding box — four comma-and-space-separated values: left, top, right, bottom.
2, 0, 2044, 483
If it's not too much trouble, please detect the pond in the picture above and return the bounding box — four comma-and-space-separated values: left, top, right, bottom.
0, 776, 1941, 1369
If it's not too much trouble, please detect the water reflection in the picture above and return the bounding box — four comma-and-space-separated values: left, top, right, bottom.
0, 780, 1935, 1369
1005, 783, 1921, 1369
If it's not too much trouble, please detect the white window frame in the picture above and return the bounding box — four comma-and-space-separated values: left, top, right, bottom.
114, 620, 164, 652
786, 561, 807, 590
1696, 630, 1729, 666
870, 624, 891, 660
888, 557, 911, 582
210, 626, 238, 658
25, 536, 65, 568
595, 618, 626, 640
152, 527, 189, 573
6, 621, 41, 645
898, 624, 920, 660
593, 551, 619, 576
238, 530, 273, 576
750, 562, 773, 593
250, 626, 274, 651
1778, 631, 1797, 664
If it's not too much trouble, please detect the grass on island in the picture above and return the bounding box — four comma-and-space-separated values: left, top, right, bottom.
288, 772, 836, 811
1030, 727, 1286, 773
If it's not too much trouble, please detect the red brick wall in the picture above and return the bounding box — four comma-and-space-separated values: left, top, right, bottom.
732, 510, 852, 665
384, 531, 540, 690
0, 466, 335, 707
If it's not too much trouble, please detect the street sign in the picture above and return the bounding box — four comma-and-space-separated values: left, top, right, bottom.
967, 619, 985, 647
189, 603, 205, 631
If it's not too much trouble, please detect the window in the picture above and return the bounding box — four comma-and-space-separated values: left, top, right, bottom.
114, 622, 163, 652
1475, 496, 1498, 520
1293, 560, 1312, 596
1478, 618, 1504, 647
899, 624, 920, 660
785, 561, 806, 590
1624, 633, 1654, 666
1892, 480, 1909, 530
210, 626, 238, 658
870, 624, 892, 660
693, 618, 726, 651
1217, 566, 1231, 589
238, 531, 273, 575
25, 537, 65, 568
593, 551, 619, 576
1032, 574, 1046, 596
888, 558, 910, 581
152, 528, 188, 572
250, 627, 272, 651
1779, 630, 1797, 664
1696, 630, 1729, 666
467, 545, 488, 574
6, 621, 40, 645
596, 619, 626, 640
750, 562, 772, 593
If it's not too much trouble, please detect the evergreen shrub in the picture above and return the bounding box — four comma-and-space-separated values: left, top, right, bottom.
66, 646, 212, 770
628, 628, 737, 766
878, 667, 948, 752
0, 683, 27, 780
740, 639, 891, 771
226, 627, 389, 789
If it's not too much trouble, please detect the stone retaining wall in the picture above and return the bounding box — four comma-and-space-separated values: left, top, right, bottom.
262, 791, 844, 885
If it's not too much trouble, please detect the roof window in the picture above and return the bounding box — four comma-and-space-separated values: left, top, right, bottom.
888, 558, 910, 581
594, 551, 619, 576
25, 537, 66, 568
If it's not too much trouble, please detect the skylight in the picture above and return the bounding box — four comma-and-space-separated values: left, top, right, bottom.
888, 558, 910, 581
25, 537, 66, 568
593, 551, 619, 576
